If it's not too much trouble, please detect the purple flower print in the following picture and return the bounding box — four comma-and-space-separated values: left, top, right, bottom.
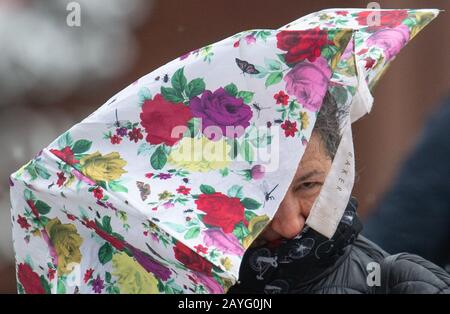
127, 245, 172, 281
366, 24, 410, 61
203, 228, 244, 256
250, 164, 265, 180
194, 271, 224, 294
189, 87, 253, 139
244, 34, 256, 44
341, 38, 354, 61
116, 127, 127, 137
92, 275, 104, 293
163, 201, 174, 209
157, 173, 172, 180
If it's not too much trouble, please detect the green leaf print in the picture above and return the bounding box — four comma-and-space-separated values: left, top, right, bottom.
150, 146, 167, 170
171, 68, 187, 92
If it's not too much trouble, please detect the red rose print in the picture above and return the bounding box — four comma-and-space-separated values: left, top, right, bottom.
335, 11, 348, 16
274, 91, 289, 106
140, 94, 192, 146
364, 57, 376, 70
176, 185, 191, 195
110, 135, 122, 144
17, 263, 45, 294
128, 127, 143, 143
17, 215, 30, 230
357, 48, 369, 55
93, 187, 103, 200
84, 268, 94, 283
194, 244, 208, 254
173, 242, 213, 275
47, 268, 56, 281
56, 171, 66, 187
276, 27, 333, 64
356, 10, 408, 30
195, 192, 246, 234
281, 120, 298, 137
50, 146, 79, 165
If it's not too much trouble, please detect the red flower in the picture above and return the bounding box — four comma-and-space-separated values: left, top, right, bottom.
56, 171, 66, 187
194, 244, 208, 254
173, 242, 212, 275
281, 120, 298, 137
356, 10, 408, 29
364, 57, 376, 70
140, 94, 193, 147
17, 263, 45, 294
93, 187, 103, 200
176, 185, 191, 195
17, 215, 30, 230
110, 135, 122, 145
335, 11, 348, 16
145, 172, 154, 178
26, 200, 40, 218
276, 27, 332, 64
128, 127, 143, 143
274, 91, 289, 106
84, 268, 94, 283
50, 146, 79, 165
195, 192, 246, 234
47, 268, 56, 281
357, 48, 369, 55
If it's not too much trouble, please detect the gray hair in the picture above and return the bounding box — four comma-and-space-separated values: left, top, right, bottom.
313, 90, 346, 160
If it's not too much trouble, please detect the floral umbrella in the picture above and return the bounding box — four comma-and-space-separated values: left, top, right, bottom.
9, 8, 438, 294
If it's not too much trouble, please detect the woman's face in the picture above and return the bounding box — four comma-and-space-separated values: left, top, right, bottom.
258, 132, 332, 243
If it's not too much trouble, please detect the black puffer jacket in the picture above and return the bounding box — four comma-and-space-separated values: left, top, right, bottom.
228, 199, 450, 294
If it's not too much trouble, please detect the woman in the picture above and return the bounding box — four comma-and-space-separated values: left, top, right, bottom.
228, 92, 450, 294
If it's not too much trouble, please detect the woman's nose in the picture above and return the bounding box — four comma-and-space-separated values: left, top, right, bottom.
270, 200, 306, 239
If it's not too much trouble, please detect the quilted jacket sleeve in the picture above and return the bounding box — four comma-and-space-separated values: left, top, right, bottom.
379, 253, 450, 294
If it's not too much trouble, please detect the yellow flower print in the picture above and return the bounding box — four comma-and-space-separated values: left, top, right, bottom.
158, 190, 173, 201
331, 29, 352, 70
242, 215, 270, 249
220, 257, 233, 271
410, 11, 436, 39
168, 137, 231, 172
64, 173, 75, 188
299, 112, 309, 130
111, 252, 160, 294
80, 151, 127, 182
45, 218, 83, 275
